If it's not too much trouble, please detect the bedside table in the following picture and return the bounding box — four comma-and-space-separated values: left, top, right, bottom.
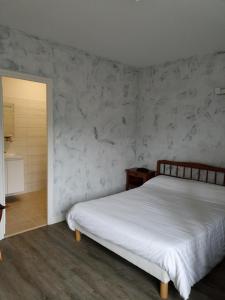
125, 168, 156, 190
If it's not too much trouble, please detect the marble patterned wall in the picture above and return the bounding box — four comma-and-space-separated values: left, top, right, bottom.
0, 25, 138, 220
1, 24, 225, 222
136, 52, 225, 170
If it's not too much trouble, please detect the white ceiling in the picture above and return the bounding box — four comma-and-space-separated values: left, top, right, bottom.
0, 0, 225, 67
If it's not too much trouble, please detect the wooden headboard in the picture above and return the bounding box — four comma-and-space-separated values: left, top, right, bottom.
156, 160, 225, 186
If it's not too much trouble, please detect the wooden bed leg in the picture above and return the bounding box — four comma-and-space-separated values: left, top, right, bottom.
160, 282, 168, 299
74, 230, 81, 242
0, 250, 2, 261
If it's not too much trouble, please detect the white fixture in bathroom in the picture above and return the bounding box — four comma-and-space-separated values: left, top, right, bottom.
4, 154, 24, 196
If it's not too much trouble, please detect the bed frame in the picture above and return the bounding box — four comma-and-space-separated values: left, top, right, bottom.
74, 160, 225, 299
156, 160, 225, 185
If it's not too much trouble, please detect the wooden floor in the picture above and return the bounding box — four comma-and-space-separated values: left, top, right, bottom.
0, 222, 224, 300
5, 190, 47, 237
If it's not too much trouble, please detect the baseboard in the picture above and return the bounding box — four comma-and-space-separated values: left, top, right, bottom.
48, 214, 65, 225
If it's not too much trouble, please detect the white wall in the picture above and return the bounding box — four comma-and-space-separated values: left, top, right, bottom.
2, 77, 47, 193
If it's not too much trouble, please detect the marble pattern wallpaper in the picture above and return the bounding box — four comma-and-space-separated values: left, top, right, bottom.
0, 25, 138, 221
136, 52, 225, 170
0, 24, 225, 222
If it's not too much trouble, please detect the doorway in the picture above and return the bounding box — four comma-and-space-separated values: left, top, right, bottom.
0, 71, 53, 239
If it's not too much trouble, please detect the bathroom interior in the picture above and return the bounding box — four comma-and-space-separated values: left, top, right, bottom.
2, 77, 47, 237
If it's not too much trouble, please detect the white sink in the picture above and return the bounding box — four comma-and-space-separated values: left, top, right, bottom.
4, 153, 23, 160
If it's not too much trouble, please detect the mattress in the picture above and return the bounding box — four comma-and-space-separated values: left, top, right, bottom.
67, 175, 225, 299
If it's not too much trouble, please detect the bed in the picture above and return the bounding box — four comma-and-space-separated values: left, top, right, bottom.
66, 160, 225, 299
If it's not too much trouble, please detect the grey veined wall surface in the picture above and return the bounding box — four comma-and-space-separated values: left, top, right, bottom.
136, 53, 225, 170
0, 25, 225, 221
0, 25, 138, 220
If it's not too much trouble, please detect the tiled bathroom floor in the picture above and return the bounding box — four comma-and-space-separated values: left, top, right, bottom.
5, 190, 47, 237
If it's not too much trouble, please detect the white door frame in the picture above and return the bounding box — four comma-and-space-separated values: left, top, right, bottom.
0, 69, 54, 240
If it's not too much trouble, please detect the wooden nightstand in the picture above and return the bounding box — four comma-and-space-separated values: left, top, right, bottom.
125, 168, 156, 190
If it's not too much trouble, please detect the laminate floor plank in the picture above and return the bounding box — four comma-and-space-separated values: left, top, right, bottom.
0, 222, 224, 300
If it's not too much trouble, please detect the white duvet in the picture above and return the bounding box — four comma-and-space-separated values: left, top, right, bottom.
67, 175, 225, 299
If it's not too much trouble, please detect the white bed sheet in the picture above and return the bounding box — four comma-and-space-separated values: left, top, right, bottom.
67, 175, 225, 299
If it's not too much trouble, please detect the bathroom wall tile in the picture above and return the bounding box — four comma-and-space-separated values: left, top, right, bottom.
3, 83, 47, 193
